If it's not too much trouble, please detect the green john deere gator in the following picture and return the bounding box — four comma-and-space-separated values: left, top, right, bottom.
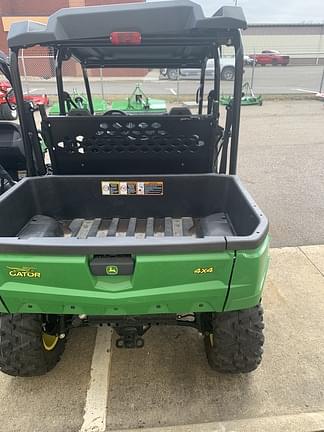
0, 1, 269, 377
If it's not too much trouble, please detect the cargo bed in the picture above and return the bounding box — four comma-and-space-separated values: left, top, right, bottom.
0, 174, 268, 254
23, 213, 234, 239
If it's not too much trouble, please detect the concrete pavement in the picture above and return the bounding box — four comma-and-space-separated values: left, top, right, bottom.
111, 412, 324, 432
0, 327, 97, 432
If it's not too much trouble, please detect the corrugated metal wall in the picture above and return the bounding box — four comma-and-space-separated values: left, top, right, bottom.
241, 25, 324, 62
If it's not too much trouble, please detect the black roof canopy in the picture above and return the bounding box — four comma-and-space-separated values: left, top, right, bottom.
8, 1, 247, 67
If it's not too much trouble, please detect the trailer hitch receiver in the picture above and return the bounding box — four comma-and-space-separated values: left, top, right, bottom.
116, 326, 145, 349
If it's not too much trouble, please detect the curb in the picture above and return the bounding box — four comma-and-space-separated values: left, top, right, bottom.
111, 411, 324, 432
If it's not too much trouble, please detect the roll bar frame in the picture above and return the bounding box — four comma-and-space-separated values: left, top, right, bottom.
9, 30, 244, 176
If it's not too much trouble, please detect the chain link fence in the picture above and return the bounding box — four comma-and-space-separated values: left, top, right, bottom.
18, 50, 78, 95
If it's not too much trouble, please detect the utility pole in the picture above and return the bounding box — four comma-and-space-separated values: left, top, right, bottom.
234, 0, 238, 5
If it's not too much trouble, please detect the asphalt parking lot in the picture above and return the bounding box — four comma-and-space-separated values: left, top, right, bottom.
239, 99, 324, 247
0, 100, 323, 432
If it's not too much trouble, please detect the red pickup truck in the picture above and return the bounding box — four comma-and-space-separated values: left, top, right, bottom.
249, 50, 290, 66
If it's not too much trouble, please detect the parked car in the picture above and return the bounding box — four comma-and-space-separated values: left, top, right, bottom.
160, 57, 237, 81
249, 50, 290, 66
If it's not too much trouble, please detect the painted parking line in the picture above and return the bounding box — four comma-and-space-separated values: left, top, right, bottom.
81, 327, 113, 432
169, 88, 177, 95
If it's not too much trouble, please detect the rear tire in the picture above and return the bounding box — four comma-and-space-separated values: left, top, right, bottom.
221, 66, 235, 81
0, 314, 66, 377
0, 103, 17, 120
204, 304, 264, 373
167, 69, 179, 80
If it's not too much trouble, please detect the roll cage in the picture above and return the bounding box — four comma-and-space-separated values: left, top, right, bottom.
6, 0, 247, 177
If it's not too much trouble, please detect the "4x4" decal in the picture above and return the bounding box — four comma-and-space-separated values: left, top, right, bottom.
193, 267, 214, 275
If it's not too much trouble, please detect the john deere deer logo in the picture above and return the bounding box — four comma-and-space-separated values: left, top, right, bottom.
7, 266, 41, 278
106, 265, 119, 276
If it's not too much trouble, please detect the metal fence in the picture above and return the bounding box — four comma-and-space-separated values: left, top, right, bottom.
18, 53, 76, 94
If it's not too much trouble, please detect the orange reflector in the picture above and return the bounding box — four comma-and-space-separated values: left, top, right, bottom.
110, 32, 142, 45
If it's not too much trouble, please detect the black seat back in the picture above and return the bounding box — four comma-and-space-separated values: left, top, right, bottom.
0, 122, 25, 172
169, 107, 192, 116
42, 115, 222, 175
68, 108, 91, 116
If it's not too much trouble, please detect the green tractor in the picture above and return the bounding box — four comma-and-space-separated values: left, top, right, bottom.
220, 82, 263, 106
0, 1, 268, 377
49, 85, 166, 115
112, 83, 167, 113
49, 89, 108, 115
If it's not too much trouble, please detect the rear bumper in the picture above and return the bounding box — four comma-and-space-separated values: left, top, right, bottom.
0, 237, 269, 315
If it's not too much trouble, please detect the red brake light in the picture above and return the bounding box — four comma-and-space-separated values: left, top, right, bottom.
110, 32, 142, 45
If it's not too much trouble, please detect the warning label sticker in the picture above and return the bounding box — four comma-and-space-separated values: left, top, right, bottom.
101, 181, 163, 196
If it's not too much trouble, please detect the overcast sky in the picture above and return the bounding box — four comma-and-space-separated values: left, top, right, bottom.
148, 0, 324, 23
